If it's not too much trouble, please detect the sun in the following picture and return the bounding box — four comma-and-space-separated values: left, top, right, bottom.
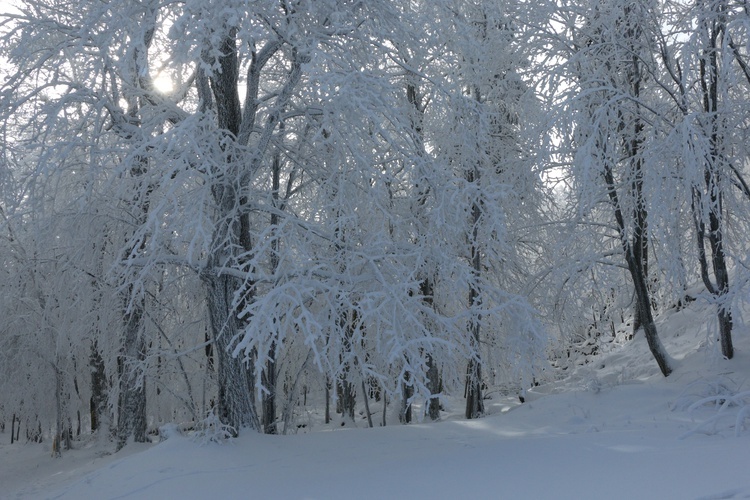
152, 73, 174, 94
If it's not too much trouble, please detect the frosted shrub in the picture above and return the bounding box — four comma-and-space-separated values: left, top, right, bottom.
193, 411, 236, 445
675, 378, 750, 438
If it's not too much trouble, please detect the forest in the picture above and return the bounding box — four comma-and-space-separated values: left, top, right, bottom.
1, 0, 749, 454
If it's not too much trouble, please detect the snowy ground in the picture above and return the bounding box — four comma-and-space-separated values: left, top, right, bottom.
3, 302, 750, 500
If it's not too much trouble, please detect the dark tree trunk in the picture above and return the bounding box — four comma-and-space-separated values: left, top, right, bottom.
325, 377, 331, 424
465, 163, 485, 419
400, 373, 413, 424
603, 163, 672, 377
630, 143, 649, 338
89, 341, 107, 433
381, 393, 387, 427
337, 379, 356, 421
261, 152, 283, 434
200, 29, 260, 435
426, 354, 441, 421
261, 344, 277, 434
65, 418, 72, 450
617, 3, 653, 339
53, 365, 64, 457
576, 2, 672, 376
407, 76, 442, 422
360, 380, 373, 428
204, 272, 260, 434
116, 7, 156, 449
199, 24, 301, 435
465, 353, 484, 419
419, 279, 441, 421
334, 300, 357, 422
695, 5, 734, 359
117, 299, 148, 449
116, 159, 150, 450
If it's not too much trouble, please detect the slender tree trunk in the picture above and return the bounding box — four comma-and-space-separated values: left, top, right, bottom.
574, 3, 671, 376
465, 163, 484, 419
335, 311, 357, 422
261, 344, 277, 434
280, 349, 312, 434
603, 163, 672, 376
325, 377, 331, 424
337, 378, 356, 421
419, 278, 441, 421
53, 365, 63, 457
400, 372, 413, 424
629, 121, 650, 337
696, 3, 734, 359
426, 354, 441, 421
89, 341, 107, 433
332, 220, 356, 423
615, 3, 653, 338
339, 383, 356, 420
381, 393, 387, 427
361, 380, 373, 428
261, 151, 283, 434
407, 77, 442, 421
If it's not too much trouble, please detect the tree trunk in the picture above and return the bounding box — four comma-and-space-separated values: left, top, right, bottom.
280, 349, 312, 434
335, 300, 357, 422
261, 344, 277, 434
116, 6, 156, 449
337, 378, 356, 421
199, 28, 293, 435
53, 364, 64, 457
407, 76, 442, 422
419, 278, 441, 421
325, 377, 331, 424
630, 140, 650, 338
117, 299, 147, 449
426, 354, 441, 421
400, 373, 413, 424
381, 393, 387, 427
604, 163, 672, 376
261, 152, 283, 434
465, 163, 485, 419
621, 4, 651, 339
204, 271, 260, 434
361, 380, 373, 428
202, 94, 258, 436
696, 4, 734, 359
465, 353, 484, 419
89, 341, 107, 434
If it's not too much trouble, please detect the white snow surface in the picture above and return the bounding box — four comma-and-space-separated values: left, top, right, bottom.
3, 303, 750, 500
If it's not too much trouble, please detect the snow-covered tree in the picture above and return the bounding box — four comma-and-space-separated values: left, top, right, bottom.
657, 0, 750, 360
0, 0, 549, 442
546, 0, 675, 376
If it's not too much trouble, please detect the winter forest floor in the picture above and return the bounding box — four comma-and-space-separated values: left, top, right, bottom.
3, 301, 750, 500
